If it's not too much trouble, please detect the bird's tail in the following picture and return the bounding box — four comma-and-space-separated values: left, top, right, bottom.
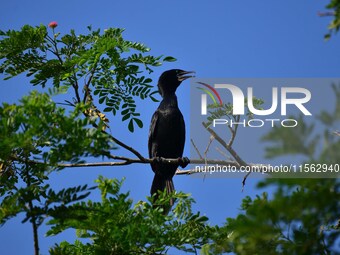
151, 174, 175, 209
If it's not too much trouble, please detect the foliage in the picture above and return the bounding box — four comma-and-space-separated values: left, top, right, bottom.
203, 85, 340, 254
325, 0, 340, 39
0, 24, 176, 132
2, 3, 340, 252
261, 84, 340, 163
0, 89, 215, 254
0, 90, 109, 234
204, 179, 340, 255
0, 23, 178, 255
0, 90, 113, 168
47, 176, 213, 255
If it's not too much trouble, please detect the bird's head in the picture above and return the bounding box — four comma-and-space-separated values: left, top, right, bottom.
158, 69, 195, 97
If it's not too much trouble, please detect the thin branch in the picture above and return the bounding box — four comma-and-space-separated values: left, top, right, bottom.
29, 200, 40, 255
10, 155, 271, 176
24, 160, 40, 255
47, 34, 135, 164
47, 34, 81, 104
202, 122, 247, 167
202, 135, 215, 180
56, 101, 76, 107
46, 35, 64, 64
318, 11, 335, 17
215, 146, 231, 160
72, 72, 81, 103
82, 113, 146, 161
241, 172, 251, 192
202, 121, 254, 190
77, 69, 145, 161
21, 158, 242, 168
108, 135, 146, 161
227, 124, 236, 147
227, 115, 240, 147
191, 139, 203, 159
83, 67, 97, 103
204, 135, 214, 157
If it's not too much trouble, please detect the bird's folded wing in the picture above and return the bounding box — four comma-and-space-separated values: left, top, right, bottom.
148, 110, 159, 158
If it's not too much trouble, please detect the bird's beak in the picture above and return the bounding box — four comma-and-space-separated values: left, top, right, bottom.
177, 70, 195, 81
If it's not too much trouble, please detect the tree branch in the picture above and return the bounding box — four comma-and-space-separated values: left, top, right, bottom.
202, 122, 248, 167
9, 155, 270, 176
83, 67, 97, 103
227, 115, 240, 147
202, 121, 253, 190
191, 139, 203, 159
72, 72, 81, 103
24, 160, 40, 255
318, 11, 335, 17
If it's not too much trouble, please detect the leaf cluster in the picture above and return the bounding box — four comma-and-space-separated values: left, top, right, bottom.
325, 0, 340, 39
0, 90, 113, 229
0, 25, 176, 132
262, 84, 340, 163
48, 176, 213, 255
203, 84, 340, 254
206, 179, 340, 255
0, 90, 113, 168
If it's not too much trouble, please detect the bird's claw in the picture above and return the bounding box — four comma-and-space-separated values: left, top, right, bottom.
178, 157, 190, 168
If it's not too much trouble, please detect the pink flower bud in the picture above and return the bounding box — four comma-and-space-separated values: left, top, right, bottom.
48, 21, 58, 29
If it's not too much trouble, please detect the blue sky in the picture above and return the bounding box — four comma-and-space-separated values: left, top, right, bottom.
1, 0, 340, 254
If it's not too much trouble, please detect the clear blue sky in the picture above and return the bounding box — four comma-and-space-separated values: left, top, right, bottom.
1, 1, 340, 254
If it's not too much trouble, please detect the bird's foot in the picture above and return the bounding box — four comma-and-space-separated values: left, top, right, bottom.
178, 157, 190, 168
152, 157, 162, 164
152, 157, 161, 164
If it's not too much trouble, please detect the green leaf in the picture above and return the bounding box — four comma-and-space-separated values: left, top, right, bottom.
133, 118, 143, 128
99, 97, 105, 104
122, 113, 130, 122
103, 107, 112, 112
128, 119, 134, 132
163, 56, 177, 62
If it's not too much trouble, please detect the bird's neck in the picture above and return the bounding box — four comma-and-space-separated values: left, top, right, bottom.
160, 94, 178, 108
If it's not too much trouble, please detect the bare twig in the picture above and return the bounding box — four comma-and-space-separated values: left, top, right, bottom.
83, 67, 97, 103
191, 139, 203, 159
11, 157, 240, 169
215, 146, 231, 160
204, 135, 214, 162
333, 131, 340, 136
241, 172, 251, 192
227, 115, 240, 147
202, 122, 247, 167
11, 154, 227, 166
9, 154, 271, 178
24, 160, 40, 255
81, 111, 145, 161
202, 121, 255, 190
108, 135, 146, 161
318, 11, 335, 17
46, 35, 64, 64
72, 72, 81, 103
202, 135, 215, 180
